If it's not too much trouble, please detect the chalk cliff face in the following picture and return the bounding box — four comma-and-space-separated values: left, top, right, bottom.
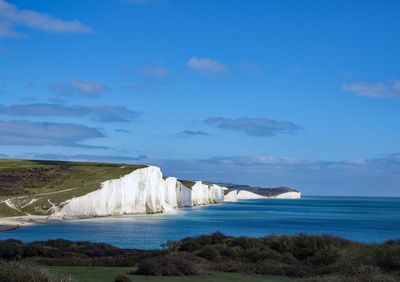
225, 190, 301, 201
54, 166, 170, 218
164, 177, 178, 209
237, 190, 265, 200
208, 184, 225, 203
224, 190, 238, 202
191, 182, 210, 206
270, 191, 301, 199
53, 166, 226, 219
175, 181, 192, 208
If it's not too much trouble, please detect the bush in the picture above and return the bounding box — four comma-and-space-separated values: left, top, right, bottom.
114, 274, 132, 282
0, 240, 22, 259
196, 245, 221, 261
136, 252, 207, 276
0, 261, 67, 282
374, 246, 400, 271
310, 245, 340, 266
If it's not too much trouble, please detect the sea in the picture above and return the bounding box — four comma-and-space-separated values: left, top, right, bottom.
1, 196, 399, 249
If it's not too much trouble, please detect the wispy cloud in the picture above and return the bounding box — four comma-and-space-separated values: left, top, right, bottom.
115, 128, 132, 134
179, 130, 209, 137
0, 20, 24, 38
0, 119, 104, 147
342, 80, 400, 98
49, 80, 110, 96
140, 67, 168, 77
236, 62, 264, 74
204, 117, 300, 137
0, 103, 140, 123
0, 0, 91, 38
187, 57, 227, 75
124, 80, 163, 92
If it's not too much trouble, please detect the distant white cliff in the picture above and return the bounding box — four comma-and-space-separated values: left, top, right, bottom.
224, 190, 238, 202
224, 190, 301, 201
270, 191, 301, 199
237, 190, 266, 199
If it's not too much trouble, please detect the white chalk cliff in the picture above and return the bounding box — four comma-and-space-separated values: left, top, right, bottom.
270, 191, 301, 199
51, 165, 300, 219
224, 190, 238, 202
53, 166, 225, 219
237, 190, 266, 199
224, 190, 301, 201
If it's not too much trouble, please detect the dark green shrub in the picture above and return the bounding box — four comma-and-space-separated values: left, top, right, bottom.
268, 235, 295, 254
114, 274, 132, 282
210, 261, 245, 273
231, 237, 263, 250
196, 245, 221, 261
44, 239, 71, 250
136, 252, 207, 276
0, 261, 66, 282
240, 246, 283, 262
385, 239, 400, 246
374, 246, 400, 271
0, 240, 21, 259
255, 259, 305, 277
310, 245, 340, 266
219, 245, 241, 259
178, 238, 202, 252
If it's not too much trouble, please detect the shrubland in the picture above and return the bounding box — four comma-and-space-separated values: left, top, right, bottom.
0, 233, 399, 281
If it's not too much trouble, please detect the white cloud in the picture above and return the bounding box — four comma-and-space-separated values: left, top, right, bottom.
0, 0, 91, 37
342, 80, 400, 98
204, 117, 300, 137
50, 80, 110, 96
0, 103, 140, 123
140, 67, 168, 77
70, 80, 109, 95
0, 20, 24, 38
0, 119, 104, 147
187, 56, 227, 74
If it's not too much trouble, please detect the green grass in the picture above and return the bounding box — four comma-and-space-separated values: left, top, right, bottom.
45, 266, 298, 282
0, 202, 25, 217
0, 158, 146, 217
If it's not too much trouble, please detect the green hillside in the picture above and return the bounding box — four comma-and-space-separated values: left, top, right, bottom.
0, 159, 146, 217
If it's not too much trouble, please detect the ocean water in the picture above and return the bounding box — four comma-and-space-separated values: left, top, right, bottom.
1, 196, 399, 249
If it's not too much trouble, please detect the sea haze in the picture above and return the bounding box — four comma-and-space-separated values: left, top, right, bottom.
1, 197, 399, 249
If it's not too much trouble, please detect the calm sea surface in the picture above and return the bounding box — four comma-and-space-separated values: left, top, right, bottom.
1, 196, 399, 249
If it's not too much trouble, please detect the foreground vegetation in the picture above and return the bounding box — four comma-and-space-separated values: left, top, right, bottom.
46, 267, 296, 282
0, 233, 399, 281
0, 159, 145, 216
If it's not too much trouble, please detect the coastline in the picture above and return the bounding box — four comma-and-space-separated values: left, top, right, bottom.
0, 194, 302, 233
0, 215, 60, 232
0, 201, 227, 233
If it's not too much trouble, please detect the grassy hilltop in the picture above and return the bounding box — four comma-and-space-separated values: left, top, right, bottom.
0, 159, 146, 217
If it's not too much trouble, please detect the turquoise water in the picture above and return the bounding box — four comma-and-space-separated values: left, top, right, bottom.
1, 196, 399, 249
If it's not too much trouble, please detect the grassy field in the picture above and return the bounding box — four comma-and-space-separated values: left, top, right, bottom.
0, 158, 146, 217
45, 266, 298, 282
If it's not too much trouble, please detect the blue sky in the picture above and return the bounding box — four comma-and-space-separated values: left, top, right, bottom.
0, 0, 399, 196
